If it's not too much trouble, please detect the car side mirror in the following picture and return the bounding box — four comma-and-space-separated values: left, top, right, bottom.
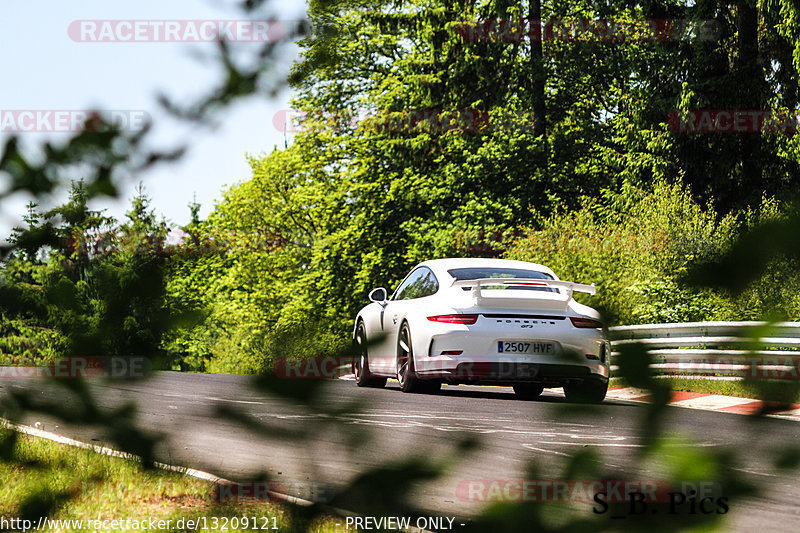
368, 287, 388, 303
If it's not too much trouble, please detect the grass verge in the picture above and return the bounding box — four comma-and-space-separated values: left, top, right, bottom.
0, 427, 347, 532
610, 377, 800, 404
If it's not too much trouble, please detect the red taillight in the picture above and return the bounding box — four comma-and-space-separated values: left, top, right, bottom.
440, 350, 463, 356
570, 316, 603, 329
427, 314, 479, 325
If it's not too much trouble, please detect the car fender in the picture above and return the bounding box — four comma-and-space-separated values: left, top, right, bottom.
354, 302, 385, 340
568, 300, 602, 320
400, 302, 462, 359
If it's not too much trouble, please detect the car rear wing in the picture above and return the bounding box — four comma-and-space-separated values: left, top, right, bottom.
450, 277, 596, 303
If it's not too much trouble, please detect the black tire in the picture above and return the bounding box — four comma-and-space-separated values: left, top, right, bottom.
563, 380, 608, 403
354, 322, 386, 388
396, 323, 440, 394
513, 383, 544, 400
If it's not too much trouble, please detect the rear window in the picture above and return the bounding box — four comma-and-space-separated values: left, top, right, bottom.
448, 268, 557, 293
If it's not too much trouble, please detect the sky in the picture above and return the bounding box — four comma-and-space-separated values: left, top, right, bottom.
0, 0, 306, 241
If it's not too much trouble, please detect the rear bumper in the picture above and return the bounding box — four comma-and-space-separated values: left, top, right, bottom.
414, 325, 610, 385
416, 359, 609, 385
465, 362, 604, 386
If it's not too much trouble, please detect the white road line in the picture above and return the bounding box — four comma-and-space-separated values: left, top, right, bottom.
521, 444, 572, 456
1, 419, 226, 483
205, 396, 265, 405
669, 395, 755, 410
350, 413, 516, 423
0, 419, 331, 510
535, 441, 720, 448
768, 409, 800, 422
537, 441, 645, 448
730, 467, 780, 478
606, 387, 650, 400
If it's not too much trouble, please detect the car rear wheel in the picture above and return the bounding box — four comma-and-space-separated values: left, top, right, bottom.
354, 322, 386, 388
513, 383, 544, 400
563, 380, 608, 403
397, 323, 440, 394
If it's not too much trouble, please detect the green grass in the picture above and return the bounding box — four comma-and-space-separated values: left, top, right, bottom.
611, 377, 800, 404
0, 428, 348, 532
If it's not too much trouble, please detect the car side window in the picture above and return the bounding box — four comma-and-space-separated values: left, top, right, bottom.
393, 269, 424, 300
415, 269, 439, 298
394, 267, 439, 300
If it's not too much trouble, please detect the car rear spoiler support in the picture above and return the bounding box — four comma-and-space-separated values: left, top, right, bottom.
450, 277, 596, 303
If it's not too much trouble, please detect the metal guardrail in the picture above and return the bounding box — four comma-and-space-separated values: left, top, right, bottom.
608, 321, 800, 380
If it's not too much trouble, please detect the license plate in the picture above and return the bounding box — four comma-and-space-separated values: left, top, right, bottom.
497, 341, 555, 354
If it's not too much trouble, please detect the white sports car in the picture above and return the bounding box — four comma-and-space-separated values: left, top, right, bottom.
352, 258, 610, 402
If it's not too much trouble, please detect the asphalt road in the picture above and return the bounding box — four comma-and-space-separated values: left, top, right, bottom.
1, 372, 799, 531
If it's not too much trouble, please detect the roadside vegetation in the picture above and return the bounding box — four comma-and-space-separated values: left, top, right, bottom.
2, 0, 800, 531
0, 427, 343, 532
611, 377, 800, 404
4, 179, 799, 374
3, 2, 800, 374
158, 0, 800, 373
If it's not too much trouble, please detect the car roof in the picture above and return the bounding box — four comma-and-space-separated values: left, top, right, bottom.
416, 258, 559, 280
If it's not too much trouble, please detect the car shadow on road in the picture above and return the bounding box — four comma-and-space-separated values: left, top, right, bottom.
382, 383, 573, 402
381, 383, 636, 407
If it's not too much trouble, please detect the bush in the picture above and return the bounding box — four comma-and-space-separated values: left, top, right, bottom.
0, 315, 69, 365
506, 181, 800, 325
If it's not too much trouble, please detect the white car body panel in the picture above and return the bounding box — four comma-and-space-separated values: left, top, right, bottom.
354, 258, 610, 388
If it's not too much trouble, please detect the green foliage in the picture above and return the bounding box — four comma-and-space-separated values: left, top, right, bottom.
0, 182, 173, 363
163, 0, 800, 369
507, 180, 800, 325
1, 2, 800, 533
0, 314, 68, 365
161, 148, 352, 373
